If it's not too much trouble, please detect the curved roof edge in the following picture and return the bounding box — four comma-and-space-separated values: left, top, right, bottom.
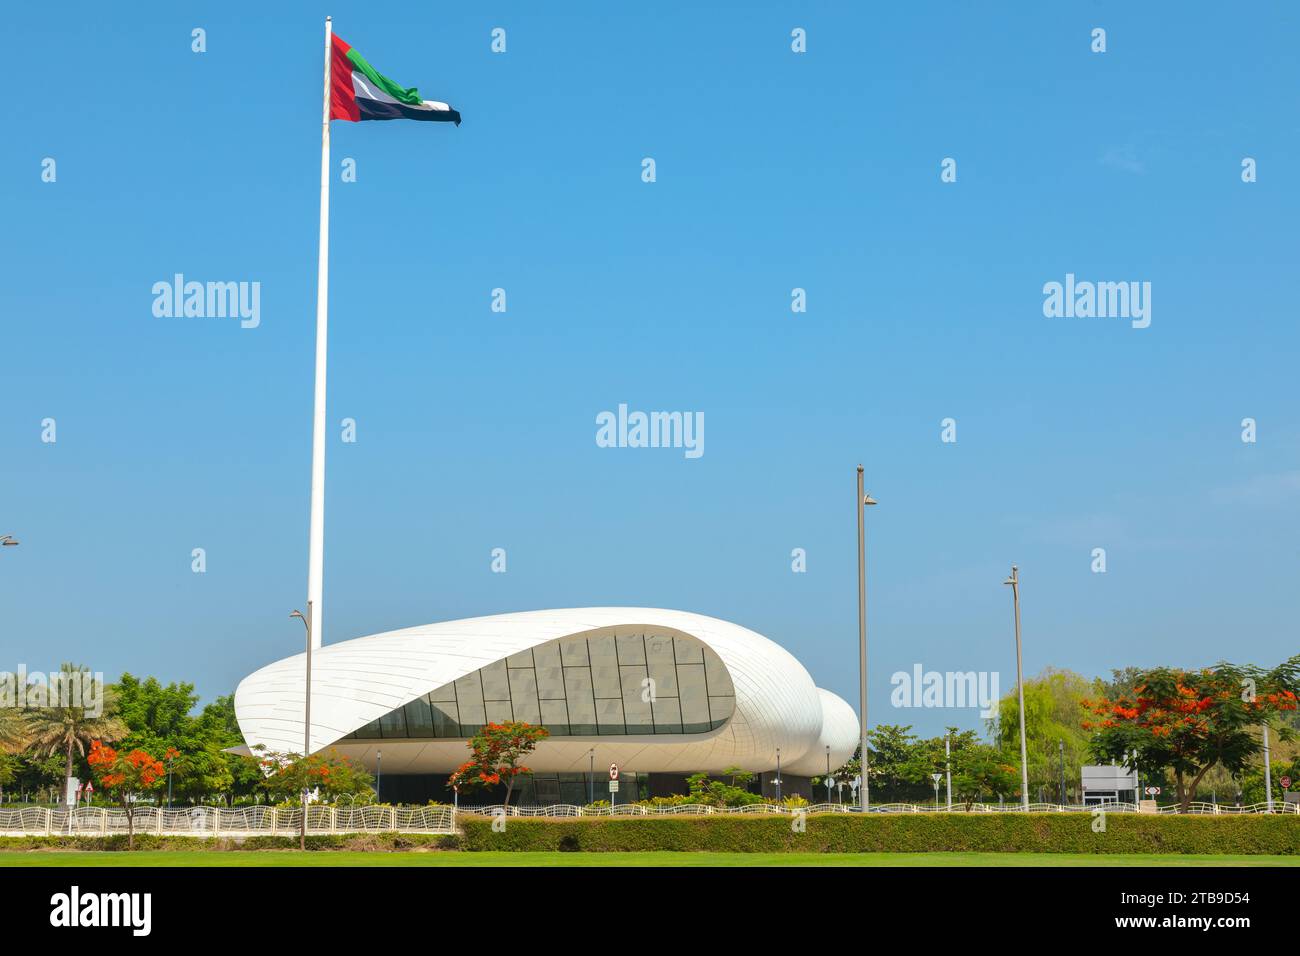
235, 608, 831, 770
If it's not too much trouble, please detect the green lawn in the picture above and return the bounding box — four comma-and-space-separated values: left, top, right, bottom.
1, 851, 1297, 867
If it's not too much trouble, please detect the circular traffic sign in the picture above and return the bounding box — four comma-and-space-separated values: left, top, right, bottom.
609, 763, 619, 781
1282, 776, 1292, 790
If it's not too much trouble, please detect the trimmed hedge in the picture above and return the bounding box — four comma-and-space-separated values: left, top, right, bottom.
457, 812, 1300, 855
0, 832, 458, 852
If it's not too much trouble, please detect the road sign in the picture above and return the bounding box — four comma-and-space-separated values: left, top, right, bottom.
609, 763, 619, 781
1282, 776, 1292, 790
1145, 786, 1161, 795
608, 780, 619, 793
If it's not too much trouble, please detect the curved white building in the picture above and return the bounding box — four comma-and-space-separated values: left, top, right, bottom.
235, 608, 857, 800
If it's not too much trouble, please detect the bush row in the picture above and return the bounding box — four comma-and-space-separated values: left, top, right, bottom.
456, 812, 1300, 854
0, 832, 458, 852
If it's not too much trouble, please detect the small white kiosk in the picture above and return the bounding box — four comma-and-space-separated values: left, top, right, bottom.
1081, 764, 1138, 806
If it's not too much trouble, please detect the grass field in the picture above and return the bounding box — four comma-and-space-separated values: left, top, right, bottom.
1, 851, 1297, 867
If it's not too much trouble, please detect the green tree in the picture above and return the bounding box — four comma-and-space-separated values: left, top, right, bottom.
24, 664, 128, 799
0, 752, 17, 803
951, 745, 1020, 810
1083, 655, 1300, 811
993, 668, 1096, 801
255, 746, 374, 849
448, 721, 549, 807
86, 740, 165, 850
0, 708, 29, 752
683, 767, 764, 807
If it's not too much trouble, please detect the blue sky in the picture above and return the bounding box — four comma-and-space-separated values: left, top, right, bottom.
2, 2, 1298, 739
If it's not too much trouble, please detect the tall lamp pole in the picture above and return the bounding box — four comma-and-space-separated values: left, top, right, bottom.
1058, 739, 1066, 806
1263, 723, 1274, 812
856, 466, 877, 811
1003, 565, 1030, 810
289, 604, 313, 851
944, 733, 952, 811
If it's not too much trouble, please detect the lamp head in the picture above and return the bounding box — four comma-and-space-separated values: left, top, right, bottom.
863, 494, 877, 506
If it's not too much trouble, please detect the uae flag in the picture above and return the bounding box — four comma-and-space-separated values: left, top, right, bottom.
330, 34, 461, 125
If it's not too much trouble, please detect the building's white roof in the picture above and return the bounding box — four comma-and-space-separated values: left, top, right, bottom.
234, 607, 857, 775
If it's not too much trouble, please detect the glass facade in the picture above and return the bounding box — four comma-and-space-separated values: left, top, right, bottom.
344, 630, 735, 739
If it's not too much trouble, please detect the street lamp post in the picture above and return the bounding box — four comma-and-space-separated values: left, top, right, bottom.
588, 749, 595, 805
775, 747, 782, 803
944, 734, 952, 811
1263, 723, 1274, 812
289, 605, 314, 851
1003, 565, 1030, 810
856, 466, 877, 812
1058, 739, 1066, 806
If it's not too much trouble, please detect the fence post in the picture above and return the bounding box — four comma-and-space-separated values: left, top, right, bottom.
390, 806, 396, 832
101, 807, 108, 837
331, 806, 337, 834
213, 807, 220, 838
45, 808, 52, 837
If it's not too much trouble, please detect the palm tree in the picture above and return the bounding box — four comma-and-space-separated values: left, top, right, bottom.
0, 708, 30, 752
23, 664, 127, 798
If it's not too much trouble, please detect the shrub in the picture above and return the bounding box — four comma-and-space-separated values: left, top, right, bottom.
457, 812, 1300, 854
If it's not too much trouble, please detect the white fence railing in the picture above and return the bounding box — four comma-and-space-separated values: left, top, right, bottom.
2, 800, 1293, 836
460, 801, 1299, 817
0, 804, 456, 838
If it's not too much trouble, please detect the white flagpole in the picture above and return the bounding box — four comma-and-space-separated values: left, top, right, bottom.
307, 16, 332, 650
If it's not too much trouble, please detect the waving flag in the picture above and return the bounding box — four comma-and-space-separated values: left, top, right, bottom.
303, 20, 461, 665
330, 33, 461, 125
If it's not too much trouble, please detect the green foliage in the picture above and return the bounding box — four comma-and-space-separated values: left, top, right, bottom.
951, 746, 1020, 810
447, 721, 549, 807
683, 769, 764, 807
22, 664, 129, 793
254, 746, 375, 803
1085, 655, 1300, 811
862, 725, 1014, 806
993, 668, 1097, 801
0, 832, 458, 852
458, 813, 1300, 855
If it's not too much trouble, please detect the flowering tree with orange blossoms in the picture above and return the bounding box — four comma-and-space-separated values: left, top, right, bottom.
448, 721, 549, 807
1082, 655, 1299, 812
86, 740, 165, 849
252, 746, 374, 850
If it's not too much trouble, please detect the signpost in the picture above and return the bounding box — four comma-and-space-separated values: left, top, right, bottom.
608, 763, 619, 808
